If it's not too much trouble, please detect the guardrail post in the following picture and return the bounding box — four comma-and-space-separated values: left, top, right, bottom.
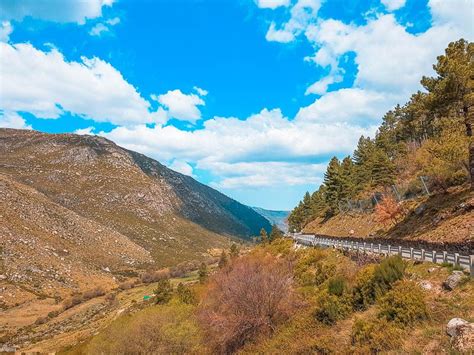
363, 242, 366, 251
421, 249, 425, 261
470, 255, 474, 277
432, 251, 437, 263
443, 251, 447, 263
410, 248, 414, 260
398, 246, 402, 256
370, 243, 374, 252
388, 245, 391, 255
378, 244, 381, 253
454, 253, 460, 266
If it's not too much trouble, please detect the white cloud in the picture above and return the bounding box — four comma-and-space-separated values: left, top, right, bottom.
193, 86, 208, 96
153, 89, 205, 123
106, 17, 120, 26
101, 108, 376, 188
381, 0, 406, 11
169, 160, 195, 177
265, 0, 321, 43
0, 42, 163, 126
89, 23, 109, 36
0, 111, 32, 129
74, 126, 95, 135
0, 0, 114, 24
305, 71, 343, 95
256, 0, 291, 9
0, 21, 12, 42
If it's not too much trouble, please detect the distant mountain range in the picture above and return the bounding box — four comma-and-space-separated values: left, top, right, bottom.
252, 207, 290, 232
0, 128, 271, 298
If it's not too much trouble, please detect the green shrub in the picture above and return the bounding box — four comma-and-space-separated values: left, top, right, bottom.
314, 290, 352, 325
351, 318, 403, 352
378, 280, 428, 326
352, 256, 406, 311
154, 279, 173, 304
176, 283, 197, 305
327, 275, 347, 297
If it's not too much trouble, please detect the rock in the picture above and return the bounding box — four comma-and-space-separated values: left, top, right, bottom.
349, 229, 355, 235
414, 204, 426, 216
419, 280, 433, 290
447, 318, 474, 352
427, 267, 438, 273
443, 271, 465, 290
102, 267, 111, 273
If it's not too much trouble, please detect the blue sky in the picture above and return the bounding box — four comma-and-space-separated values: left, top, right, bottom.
0, 0, 472, 210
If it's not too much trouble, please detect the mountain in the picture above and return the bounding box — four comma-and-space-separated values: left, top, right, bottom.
0, 128, 270, 298
252, 207, 290, 232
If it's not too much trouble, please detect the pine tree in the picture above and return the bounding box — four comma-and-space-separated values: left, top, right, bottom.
218, 251, 229, 269
260, 227, 269, 243
230, 243, 239, 259
339, 156, 356, 200
198, 262, 208, 283
176, 282, 196, 304
371, 149, 395, 188
153, 279, 172, 304
323, 157, 342, 213
269, 224, 283, 242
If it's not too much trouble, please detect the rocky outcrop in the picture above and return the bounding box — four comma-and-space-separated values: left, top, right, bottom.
447, 318, 474, 352
443, 271, 466, 290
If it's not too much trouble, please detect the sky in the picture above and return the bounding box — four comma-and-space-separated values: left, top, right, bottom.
0, 0, 473, 210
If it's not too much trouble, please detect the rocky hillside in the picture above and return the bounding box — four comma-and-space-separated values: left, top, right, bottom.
0, 129, 270, 298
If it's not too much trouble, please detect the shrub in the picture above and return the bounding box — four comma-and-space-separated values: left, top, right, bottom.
141, 269, 170, 283
352, 256, 406, 310
198, 262, 208, 284
63, 294, 83, 310
35, 316, 49, 325
218, 251, 229, 269
198, 253, 297, 354
105, 292, 117, 303
153, 279, 173, 305
83, 287, 105, 300
314, 291, 351, 325
327, 275, 347, 297
176, 283, 197, 305
375, 196, 406, 226
118, 280, 136, 290
378, 280, 428, 326
351, 318, 403, 352
86, 302, 203, 354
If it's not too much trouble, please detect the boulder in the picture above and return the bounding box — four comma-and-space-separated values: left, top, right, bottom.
447, 318, 474, 352
414, 204, 426, 216
443, 271, 465, 291
419, 280, 433, 290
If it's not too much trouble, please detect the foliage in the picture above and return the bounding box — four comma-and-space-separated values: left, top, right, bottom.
198, 262, 208, 284
153, 279, 173, 304
260, 227, 268, 243
269, 223, 283, 242
314, 290, 352, 325
176, 283, 197, 305
351, 318, 403, 352
378, 280, 429, 326
197, 253, 297, 354
374, 195, 405, 226
218, 250, 229, 269
86, 302, 203, 354
327, 275, 347, 297
229, 243, 240, 259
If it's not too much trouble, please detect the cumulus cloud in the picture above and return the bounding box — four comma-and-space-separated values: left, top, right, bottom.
0, 111, 32, 129
305, 71, 343, 95
100, 108, 376, 188
89, 16, 121, 36
0, 42, 163, 126
256, 0, 291, 9
152, 89, 205, 123
74, 126, 95, 135
0, 0, 114, 24
380, 0, 406, 11
169, 160, 195, 177
265, 0, 321, 43
0, 21, 12, 42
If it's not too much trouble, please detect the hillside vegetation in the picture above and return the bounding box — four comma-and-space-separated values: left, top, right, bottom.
289, 39, 473, 244
62, 238, 473, 354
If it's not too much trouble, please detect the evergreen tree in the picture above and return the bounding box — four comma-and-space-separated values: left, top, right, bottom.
323, 157, 342, 213
260, 227, 269, 243
269, 224, 283, 242
218, 251, 229, 269
230, 244, 240, 259
153, 279, 172, 304
339, 156, 356, 200
176, 282, 196, 304
371, 150, 395, 188
198, 262, 208, 283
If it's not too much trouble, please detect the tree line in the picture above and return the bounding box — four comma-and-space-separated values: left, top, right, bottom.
289, 39, 473, 232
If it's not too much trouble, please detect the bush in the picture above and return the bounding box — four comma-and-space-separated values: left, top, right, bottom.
351, 318, 403, 352
327, 276, 347, 297
176, 283, 197, 305
141, 269, 170, 283
35, 316, 49, 325
118, 280, 136, 290
378, 280, 428, 326
86, 302, 203, 354
198, 253, 297, 353
314, 290, 351, 325
83, 287, 105, 300
153, 279, 173, 304
352, 256, 406, 310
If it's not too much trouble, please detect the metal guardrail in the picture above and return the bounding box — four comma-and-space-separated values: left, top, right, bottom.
291, 234, 474, 277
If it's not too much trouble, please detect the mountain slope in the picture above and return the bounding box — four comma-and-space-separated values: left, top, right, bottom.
252, 207, 290, 232
0, 129, 270, 272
